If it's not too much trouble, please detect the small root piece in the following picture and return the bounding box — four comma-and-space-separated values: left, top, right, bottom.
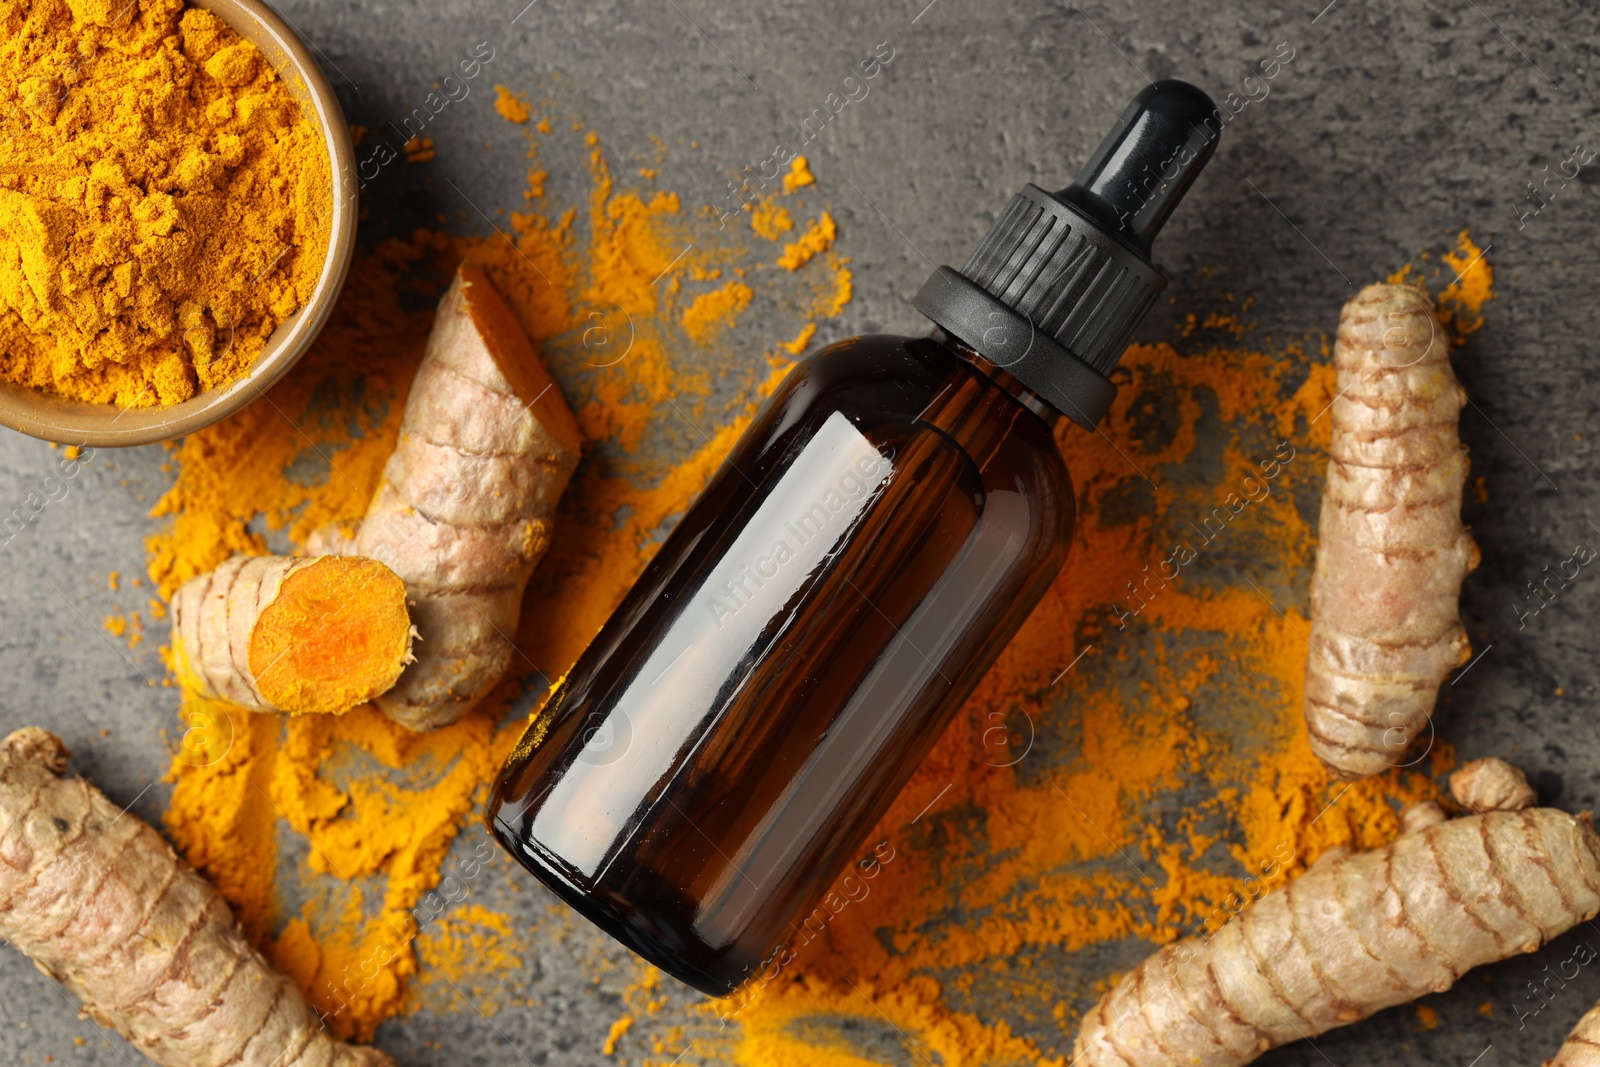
1451, 756, 1537, 813
1400, 801, 1448, 833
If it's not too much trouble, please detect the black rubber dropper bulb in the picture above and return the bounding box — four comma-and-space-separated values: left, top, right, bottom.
914, 79, 1220, 428
1059, 79, 1222, 257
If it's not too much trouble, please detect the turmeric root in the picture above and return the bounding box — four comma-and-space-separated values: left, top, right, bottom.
171, 554, 414, 716
1072, 763, 1600, 1067
312, 264, 582, 731
1549, 1003, 1600, 1065
1304, 283, 1478, 779
1533, 757, 1600, 1065
0, 727, 394, 1067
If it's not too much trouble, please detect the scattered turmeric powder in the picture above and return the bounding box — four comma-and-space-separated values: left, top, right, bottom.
493, 84, 531, 124
403, 137, 435, 163
602, 1014, 634, 1056
749, 198, 793, 240
778, 322, 816, 356
0, 0, 331, 407
407, 904, 527, 1018
777, 211, 837, 270
681, 279, 754, 342
782, 156, 816, 193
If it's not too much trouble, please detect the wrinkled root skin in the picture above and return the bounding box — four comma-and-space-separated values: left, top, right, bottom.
0, 727, 395, 1067
1303, 283, 1477, 779
318, 265, 582, 731
1072, 807, 1600, 1067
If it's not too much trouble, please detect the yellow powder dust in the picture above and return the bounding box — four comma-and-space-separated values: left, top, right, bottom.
105, 610, 143, 648
811, 252, 853, 319
1388, 230, 1494, 346
107, 570, 120, 592
782, 156, 816, 193
1416, 1004, 1440, 1030
0, 0, 331, 408
168, 702, 524, 1041
403, 137, 435, 163
407, 904, 529, 1018
602, 1014, 634, 1056
778, 211, 837, 270
1440, 230, 1493, 339
681, 280, 753, 342
494, 84, 532, 123
750, 199, 794, 240
778, 322, 816, 356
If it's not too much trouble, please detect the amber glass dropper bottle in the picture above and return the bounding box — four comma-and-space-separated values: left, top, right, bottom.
488, 80, 1221, 996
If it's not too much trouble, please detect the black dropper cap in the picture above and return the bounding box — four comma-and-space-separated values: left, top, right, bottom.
913, 80, 1220, 429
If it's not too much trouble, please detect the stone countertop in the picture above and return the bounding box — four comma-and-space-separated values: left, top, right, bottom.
1, 0, 1595, 1064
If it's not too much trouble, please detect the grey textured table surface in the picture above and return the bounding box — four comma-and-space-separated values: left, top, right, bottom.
3, 0, 1598, 1064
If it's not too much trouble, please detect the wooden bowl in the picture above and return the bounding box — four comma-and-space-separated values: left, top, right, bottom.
0, 0, 358, 447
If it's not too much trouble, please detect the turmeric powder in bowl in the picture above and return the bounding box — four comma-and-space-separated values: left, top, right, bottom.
0, 0, 331, 408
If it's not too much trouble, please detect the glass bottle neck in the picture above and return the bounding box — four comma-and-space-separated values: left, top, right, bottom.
930, 329, 1065, 430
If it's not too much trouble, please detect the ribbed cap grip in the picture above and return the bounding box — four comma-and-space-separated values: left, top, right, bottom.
913, 79, 1220, 429
961, 185, 1164, 375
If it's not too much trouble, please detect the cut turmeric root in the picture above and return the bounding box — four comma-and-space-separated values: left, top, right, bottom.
312, 264, 582, 731
0, 727, 394, 1067
1072, 759, 1600, 1067
171, 554, 413, 716
1304, 283, 1478, 779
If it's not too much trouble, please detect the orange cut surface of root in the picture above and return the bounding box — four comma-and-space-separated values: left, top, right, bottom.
250, 557, 413, 716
